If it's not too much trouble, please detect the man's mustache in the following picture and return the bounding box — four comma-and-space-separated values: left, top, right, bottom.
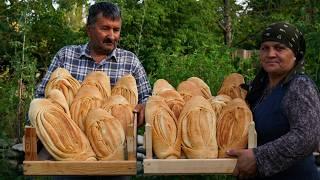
103, 38, 114, 43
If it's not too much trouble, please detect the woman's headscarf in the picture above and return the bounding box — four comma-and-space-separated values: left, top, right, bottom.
246, 22, 306, 108
260, 22, 306, 62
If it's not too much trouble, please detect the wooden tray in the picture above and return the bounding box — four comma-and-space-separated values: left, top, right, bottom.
23, 113, 137, 176
143, 121, 257, 175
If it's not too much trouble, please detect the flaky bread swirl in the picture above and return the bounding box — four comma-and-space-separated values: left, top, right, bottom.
157, 89, 185, 120
208, 94, 232, 119
81, 71, 111, 98
45, 68, 80, 106
145, 96, 181, 159
70, 85, 103, 131
152, 79, 175, 95
217, 73, 247, 99
101, 95, 134, 135
85, 108, 125, 160
179, 96, 218, 159
177, 80, 205, 102
111, 74, 138, 106
28, 98, 96, 161
216, 98, 252, 158
187, 77, 212, 99
46, 89, 71, 117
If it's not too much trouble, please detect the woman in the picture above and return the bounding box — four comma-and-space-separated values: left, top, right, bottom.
227, 22, 320, 179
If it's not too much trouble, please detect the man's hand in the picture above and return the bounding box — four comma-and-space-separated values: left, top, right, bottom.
227, 148, 257, 179
134, 103, 146, 127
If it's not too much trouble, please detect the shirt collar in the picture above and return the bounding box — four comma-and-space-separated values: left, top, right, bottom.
80, 43, 118, 62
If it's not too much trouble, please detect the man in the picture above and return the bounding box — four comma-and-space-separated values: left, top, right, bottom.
35, 2, 151, 127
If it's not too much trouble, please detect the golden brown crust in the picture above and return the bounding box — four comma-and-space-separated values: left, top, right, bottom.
85, 108, 125, 160
208, 94, 232, 119
145, 96, 181, 159
111, 74, 138, 106
216, 98, 253, 158
46, 89, 71, 117
45, 68, 80, 106
81, 71, 111, 99
179, 96, 218, 159
70, 85, 103, 131
101, 95, 134, 135
28, 98, 96, 161
187, 77, 212, 99
156, 89, 185, 120
152, 79, 175, 95
217, 73, 247, 99
177, 80, 204, 102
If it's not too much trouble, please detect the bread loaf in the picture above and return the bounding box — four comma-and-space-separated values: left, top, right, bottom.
216, 98, 252, 157
111, 74, 138, 106
179, 96, 218, 159
101, 95, 134, 135
28, 98, 96, 161
145, 96, 181, 159
187, 77, 212, 99
152, 79, 175, 95
70, 86, 103, 131
81, 71, 111, 98
208, 94, 232, 119
217, 73, 247, 99
45, 68, 80, 106
85, 108, 126, 160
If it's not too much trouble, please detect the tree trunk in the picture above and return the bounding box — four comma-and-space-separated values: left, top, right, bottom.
224, 0, 232, 47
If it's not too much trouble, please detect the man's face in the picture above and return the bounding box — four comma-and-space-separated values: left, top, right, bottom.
87, 13, 121, 55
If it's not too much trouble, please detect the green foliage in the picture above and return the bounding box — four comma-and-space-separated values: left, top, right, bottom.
148, 44, 236, 95
0, 159, 22, 179
118, 0, 223, 75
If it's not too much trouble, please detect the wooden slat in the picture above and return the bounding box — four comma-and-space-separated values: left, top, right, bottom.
145, 123, 152, 159
24, 127, 37, 161
248, 121, 257, 149
144, 159, 237, 175
23, 161, 136, 175
127, 112, 137, 160
143, 120, 257, 175
23, 112, 137, 175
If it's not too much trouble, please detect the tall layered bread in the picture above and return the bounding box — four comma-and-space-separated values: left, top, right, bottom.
152, 79, 175, 95
216, 98, 253, 157
217, 73, 247, 99
153, 79, 185, 119
145, 95, 181, 159
85, 108, 126, 160
46, 89, 71, 117
28, 98, 96, 161
45, 68, 80, 106
177, 80, 205, 102
179, 96, 218, 159
101, 95, 134, 135
70, 71, 111, 131
111, 74, 138, 106
208, 94, 232, 119
187, 77, 212, 99
81, 71, 111, 99
70, 86, 103, 131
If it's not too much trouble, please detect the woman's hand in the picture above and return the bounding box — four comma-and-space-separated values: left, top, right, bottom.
227, 148, 257, 179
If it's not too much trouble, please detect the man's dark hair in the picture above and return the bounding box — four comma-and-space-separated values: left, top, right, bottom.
87, 2, 121, 26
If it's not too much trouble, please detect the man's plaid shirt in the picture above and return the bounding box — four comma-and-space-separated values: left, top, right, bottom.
35, 44, 151, 103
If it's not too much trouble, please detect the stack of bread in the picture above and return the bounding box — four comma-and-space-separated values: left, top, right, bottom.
28, 68, 137, 161
145, 73, 253, 159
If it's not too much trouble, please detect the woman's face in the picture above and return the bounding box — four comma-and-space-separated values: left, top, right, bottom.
260, 41, 296, 76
